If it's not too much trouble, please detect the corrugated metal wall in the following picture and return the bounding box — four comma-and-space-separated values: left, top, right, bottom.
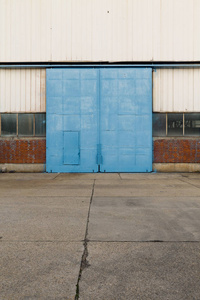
2, 68, 200, 114
153, 69, 200, 112
0, 69, 46, 112
0, 0, 200, 62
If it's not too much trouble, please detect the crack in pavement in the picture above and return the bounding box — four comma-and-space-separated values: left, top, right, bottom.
52, 173, 61, 180
87, 240, 200, 243
179, 178, 200, 190
75, 179, 96, 300
118, 173, 122, 180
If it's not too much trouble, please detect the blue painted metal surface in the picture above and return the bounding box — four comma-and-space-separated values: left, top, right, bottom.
64, 131, 79, 165
100, 68, 152, 172
46, 67, 152, 173
46, 68, 98, 172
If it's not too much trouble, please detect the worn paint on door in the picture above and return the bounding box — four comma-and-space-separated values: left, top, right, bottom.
100, 68, 152, 172
46, 68, 152, 173
46, 68, 99, 172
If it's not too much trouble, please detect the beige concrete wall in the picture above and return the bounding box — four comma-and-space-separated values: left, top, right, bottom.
153, 163, 200, 173
0, 164, 46, 173
1, 163, 200, 173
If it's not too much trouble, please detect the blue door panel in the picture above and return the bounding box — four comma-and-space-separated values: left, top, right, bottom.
62, 69, 80, 80
118, 97, 138, 114
62, 80, 81, 97
47, 81, 63, 97
46, 67, 152, 173
101, 131, 118, 147
99, 68, 152, 173
64, 131, 80, 165
63, 115, 81, 131
118, 115, 135, 130
63, 97, 81, 114
47, 97, 63, 114
46, 69, 62, 80
46, 68, 98, 173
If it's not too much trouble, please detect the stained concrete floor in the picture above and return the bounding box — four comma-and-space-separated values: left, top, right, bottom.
0, 173, 200, 299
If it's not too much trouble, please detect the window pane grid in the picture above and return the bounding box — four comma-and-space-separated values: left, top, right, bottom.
1, 114, 17, 136
18, 114, 34, 136
153, 113, 200, 137
167, 113, 183, 137
0, 113, 46, 137
1, 113, 200, 137
33, 114, 36, 136
185, 113, 200, 136
35, 113, 46, 136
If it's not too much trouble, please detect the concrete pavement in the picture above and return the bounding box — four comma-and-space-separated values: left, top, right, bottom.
0, 173, 200, 299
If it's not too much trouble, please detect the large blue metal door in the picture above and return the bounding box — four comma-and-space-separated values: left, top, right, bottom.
46, 68, 152, 173
46, 68, 99, 172
100, 68, 152, 172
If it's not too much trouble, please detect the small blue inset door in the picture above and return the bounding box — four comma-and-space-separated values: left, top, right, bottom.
46, 68, 152, 173
63, 131, 80, 165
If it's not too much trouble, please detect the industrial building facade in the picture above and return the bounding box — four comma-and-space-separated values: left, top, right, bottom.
0, 0, 200, 173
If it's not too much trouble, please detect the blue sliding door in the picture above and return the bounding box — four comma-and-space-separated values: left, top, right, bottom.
100, 68, 152, 172
46, 68, 98, 172
46, 68, 152, 173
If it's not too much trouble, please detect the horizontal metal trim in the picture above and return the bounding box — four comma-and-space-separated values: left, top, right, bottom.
1, 63, 200, 69
0, 137, 46, 140
153, 137, 200, 140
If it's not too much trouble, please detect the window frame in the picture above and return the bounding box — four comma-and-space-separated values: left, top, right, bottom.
153, 112, 200, 137
0, 113, 46, 137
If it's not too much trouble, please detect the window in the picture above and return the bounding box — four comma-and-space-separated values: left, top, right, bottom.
185, 114, 200, 136
18, 114, 33, 136
0, 113, 46, 137
153, 113, 166, 137
35, 113, 46, 136
168, 113, 183, 136
1, 114, 17, 136
153, 113, 200, 137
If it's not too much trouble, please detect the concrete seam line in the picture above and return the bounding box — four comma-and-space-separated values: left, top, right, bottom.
75, 179, 95, 300
179, 178, 200, 190
86, 240, 200, 243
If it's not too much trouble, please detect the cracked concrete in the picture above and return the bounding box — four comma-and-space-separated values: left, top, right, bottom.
75, 180, 95, 300
1, 173, 200, 299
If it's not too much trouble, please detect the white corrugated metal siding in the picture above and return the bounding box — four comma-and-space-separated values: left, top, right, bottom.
0, 0, 200, 62
0, 69, 46, 112
153, 69, 200, 112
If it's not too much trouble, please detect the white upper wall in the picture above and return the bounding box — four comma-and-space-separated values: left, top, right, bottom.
0, 0, 200, 62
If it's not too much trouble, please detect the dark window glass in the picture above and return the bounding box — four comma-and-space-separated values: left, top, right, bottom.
185, 113, 200, 136
35, 113, 46, 136
153, 113, 166, 136
1, 114, 17, 136
168, 113, 183, 136
18, 114, 33, 136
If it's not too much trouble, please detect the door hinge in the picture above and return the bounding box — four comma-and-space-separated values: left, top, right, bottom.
96, 144, 103, 164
